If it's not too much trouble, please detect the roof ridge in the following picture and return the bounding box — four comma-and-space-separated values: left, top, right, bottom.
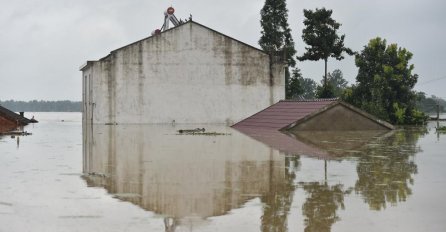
280, 98, 339, 102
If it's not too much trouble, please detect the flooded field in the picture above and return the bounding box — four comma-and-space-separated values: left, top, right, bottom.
1, 112, 446, 231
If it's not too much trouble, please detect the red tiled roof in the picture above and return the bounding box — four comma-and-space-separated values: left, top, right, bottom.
232, 99, 337, 130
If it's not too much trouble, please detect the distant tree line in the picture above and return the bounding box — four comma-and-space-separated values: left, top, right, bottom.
258, 0, 439, 124
416, 93, 446, 113
0, 100, 81, 112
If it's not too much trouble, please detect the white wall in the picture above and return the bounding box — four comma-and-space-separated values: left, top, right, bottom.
82, 21, 284, 125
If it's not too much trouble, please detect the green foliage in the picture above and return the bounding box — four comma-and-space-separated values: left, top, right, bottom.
416, 92, 445, 113
316, 83, 336, 98
259, 0, 296, 67
437, 126, 446, 132
393, 103, 406, 125
287, 68, 304, 98
316, 69, 348, 98
345, 37, 427, 125
0, 100, 81, 112
327, 69, 348, 97
288, 68, 318, 99
298, 8, 353, 88
259, 0, 296, 98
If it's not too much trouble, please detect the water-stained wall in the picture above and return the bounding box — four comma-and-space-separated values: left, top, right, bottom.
81, 21, 285, 126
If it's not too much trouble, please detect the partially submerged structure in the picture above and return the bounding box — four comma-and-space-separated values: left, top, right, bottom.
232, 99, 394, 157
232, 99, 394, 131
80, 17, 285, 126
0, 105, 31, 133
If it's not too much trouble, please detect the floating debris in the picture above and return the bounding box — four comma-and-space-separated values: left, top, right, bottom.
0, 202, 13, 207
0, 131, 32, 136
113, 193, 142, 199
178, 128, 205, 134
59, 215, 102, 219
85, 172, 107, 177
177, 128, 229, 135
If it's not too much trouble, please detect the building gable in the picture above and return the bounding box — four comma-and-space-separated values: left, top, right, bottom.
233, 100, 394, 131
80, 20, 285, 124
283, 102, 394, 131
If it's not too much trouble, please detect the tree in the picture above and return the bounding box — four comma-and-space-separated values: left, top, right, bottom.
315, 83, 335, 99
327, 69, 348, 97
315, 69, 349, 98
287, 68, 304, 99
299, 77, 318, 99
259, 0, 297, 98
298, 8, 353, 96
288, 68, 318, 99
416, 92, 445, 113
344, 37, 427, 124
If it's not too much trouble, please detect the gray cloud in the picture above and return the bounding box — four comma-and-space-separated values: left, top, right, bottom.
1, 0, 445, 100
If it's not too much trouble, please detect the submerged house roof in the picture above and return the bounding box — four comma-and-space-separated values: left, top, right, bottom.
0, 105, 31, 125
232, 99, 336, 130
232, 99, 394, 131
0, 105, 31, 132
232, 99, 394, 158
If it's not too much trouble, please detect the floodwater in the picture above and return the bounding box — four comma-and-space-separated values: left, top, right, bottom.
1, 113, 446, 232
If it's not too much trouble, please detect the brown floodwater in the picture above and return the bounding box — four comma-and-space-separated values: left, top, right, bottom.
1, 113, 446, 231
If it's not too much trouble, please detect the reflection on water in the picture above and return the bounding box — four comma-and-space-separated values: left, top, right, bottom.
82, 123, 433, 231
83, 125, 288, 228
261, 156, 299, 232
300, 182, 349, 232
354, 127, 427, 210
288, 130, 391, 157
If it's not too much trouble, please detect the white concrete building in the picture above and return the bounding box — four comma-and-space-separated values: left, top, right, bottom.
80, 21, 285, 126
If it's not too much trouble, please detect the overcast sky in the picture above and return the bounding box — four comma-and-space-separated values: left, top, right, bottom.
1, 0, 445, 101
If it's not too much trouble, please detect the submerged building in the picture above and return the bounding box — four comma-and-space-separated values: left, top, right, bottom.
0, 105, 31, 133
232, 99, 394, 131
80, 20, 285, 126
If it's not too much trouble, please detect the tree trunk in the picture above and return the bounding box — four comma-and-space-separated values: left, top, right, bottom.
324, 58, 328, 87
285, 68, 290, 99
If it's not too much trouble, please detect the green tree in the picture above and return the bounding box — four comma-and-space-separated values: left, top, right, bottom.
299, 77, 318, 99
315, 83, 335, 99
259, 0, 297, 98
0, 100, 81, 112
287, 68, 304, 99
288, 68, 318, 99
315, 69, 348, 98
416, 92, 445, 113
327, 69, 348, 97
344, 37, 427, 124
298, 8, 353, 97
